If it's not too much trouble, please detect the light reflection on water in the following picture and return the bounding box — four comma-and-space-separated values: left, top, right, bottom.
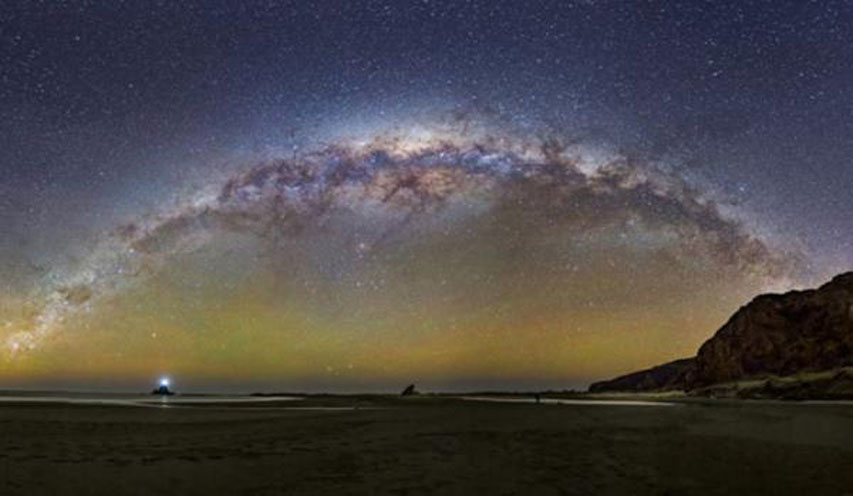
0, 393, 678, 408
461, 396, 678, 407
0, 394, 302, 408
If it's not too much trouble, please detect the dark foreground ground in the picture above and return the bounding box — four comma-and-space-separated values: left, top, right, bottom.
1, 395, 852, 495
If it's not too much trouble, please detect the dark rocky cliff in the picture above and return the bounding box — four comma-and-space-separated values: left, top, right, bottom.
691, 272, 853, 387
590, 272, 853, 393
588, 358, 694, 393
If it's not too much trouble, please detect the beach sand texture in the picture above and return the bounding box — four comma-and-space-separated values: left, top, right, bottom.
1, 396, 852, 495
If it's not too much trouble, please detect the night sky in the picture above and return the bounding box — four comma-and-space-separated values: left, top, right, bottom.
1, 0, 851, 392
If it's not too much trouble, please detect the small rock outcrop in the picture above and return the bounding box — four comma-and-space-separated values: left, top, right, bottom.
590, 272, 853, 394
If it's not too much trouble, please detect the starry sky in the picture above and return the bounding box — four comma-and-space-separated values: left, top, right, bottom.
1, 0, 851, 392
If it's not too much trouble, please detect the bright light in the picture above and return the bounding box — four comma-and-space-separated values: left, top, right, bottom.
159, 377, 170, 387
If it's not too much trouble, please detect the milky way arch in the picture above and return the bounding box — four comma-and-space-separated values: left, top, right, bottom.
4, 124, 798, 357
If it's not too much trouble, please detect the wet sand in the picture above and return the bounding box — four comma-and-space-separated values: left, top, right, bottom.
1, 395, 852, 495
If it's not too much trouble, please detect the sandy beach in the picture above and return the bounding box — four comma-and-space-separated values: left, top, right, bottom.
1, 394, 852, 495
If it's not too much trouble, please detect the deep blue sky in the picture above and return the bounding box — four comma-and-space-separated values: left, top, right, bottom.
2, 0, 852, 274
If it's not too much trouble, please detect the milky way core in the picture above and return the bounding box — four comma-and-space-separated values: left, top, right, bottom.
0, 115, 803, 391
